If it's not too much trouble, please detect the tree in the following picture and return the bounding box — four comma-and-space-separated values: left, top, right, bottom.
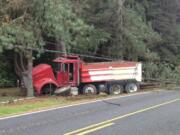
0, 0, 110, 96
146, 0, 180, 64
72, 0, 124, 58
0, 53, 16, 87
34, 0, 110, 56
123, 0, 161, 61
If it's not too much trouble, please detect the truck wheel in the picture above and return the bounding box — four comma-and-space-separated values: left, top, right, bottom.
83, 84, 97, 95
108, 84, 124, 95
41, 84, 56, 95
125, 83, 139, 93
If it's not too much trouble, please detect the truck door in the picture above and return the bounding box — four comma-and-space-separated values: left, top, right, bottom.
61, 63, 69, 86
69, 63, 74, 82
60, 63, 77, 86
56, 63, 69, 87
57, 62, 79, 87
68, 62, 80, 87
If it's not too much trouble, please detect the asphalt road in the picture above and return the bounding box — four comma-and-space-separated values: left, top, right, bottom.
0, 90, 180, 135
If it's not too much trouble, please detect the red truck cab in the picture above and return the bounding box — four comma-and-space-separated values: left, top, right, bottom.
33, 56, 81, 95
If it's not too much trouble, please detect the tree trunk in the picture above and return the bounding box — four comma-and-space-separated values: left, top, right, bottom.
23, 50, 34, 97
14, 50, 34, 97
56, 40, 67, 57
117, 0, 124, 31
115, 0, 125, 59
14, 52, 26, 96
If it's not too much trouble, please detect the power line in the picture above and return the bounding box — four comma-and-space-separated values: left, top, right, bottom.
12, 44, 114, 61
45, 49, 114, 61
45, 40, 117, 60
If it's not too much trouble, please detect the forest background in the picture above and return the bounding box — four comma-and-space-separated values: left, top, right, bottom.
0, 0, 180, 96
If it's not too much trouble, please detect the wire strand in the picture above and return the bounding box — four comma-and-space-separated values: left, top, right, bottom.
45, 40, 117, 60
12, 44, 115, 61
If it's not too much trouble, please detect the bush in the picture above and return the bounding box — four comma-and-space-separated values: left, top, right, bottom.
143, 62, 180, 83
0, 53, 16, 88
0, 79, 15, 87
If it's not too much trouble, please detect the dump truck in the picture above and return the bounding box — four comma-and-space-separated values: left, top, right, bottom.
32, 55, 142, 95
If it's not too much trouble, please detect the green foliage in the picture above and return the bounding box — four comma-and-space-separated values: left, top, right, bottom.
173, 66, 180, 82
143, 62, 180, 82
0, 0, 44, 54
34, 0, 110, 53
146, 0, 180, 64
0, 54, 16, 87
0, 0, 109, 54
123, 5, 161, 61
71, 0, 122, 57
0, 0, 180, 86
0, 24, 44, 50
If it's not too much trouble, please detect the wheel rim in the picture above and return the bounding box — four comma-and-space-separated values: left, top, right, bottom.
85, 87, 95, 94
128, 84, 138, 93
111, 85, 122, 95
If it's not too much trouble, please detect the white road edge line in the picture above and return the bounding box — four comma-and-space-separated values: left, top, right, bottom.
0, 91, 153, 120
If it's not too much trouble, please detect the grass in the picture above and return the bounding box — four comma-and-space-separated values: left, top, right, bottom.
0, 97, 67, 116
1, 85, 178, 117
169, 86, 180, 91
0, 87, 21, 102
0, 88, 109, 117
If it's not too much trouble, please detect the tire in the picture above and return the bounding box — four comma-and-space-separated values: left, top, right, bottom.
41, 84, 56, 95
125, 83, 139, 93
108, 84, 124, 95
82, 84, 97, 95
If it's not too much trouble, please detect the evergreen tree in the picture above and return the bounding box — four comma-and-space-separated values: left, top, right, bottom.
0, 0, 109, 96
146, 0, 180, 64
